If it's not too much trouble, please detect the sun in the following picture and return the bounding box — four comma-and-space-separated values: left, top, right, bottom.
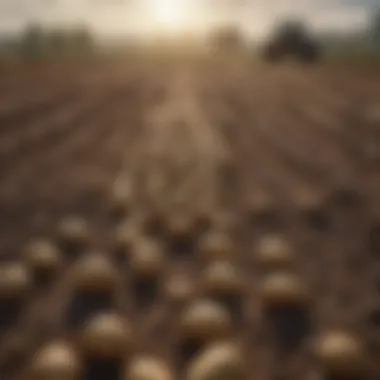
150, 0, 188, 30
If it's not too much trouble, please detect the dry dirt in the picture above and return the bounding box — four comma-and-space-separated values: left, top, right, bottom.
0, 58, 379, 380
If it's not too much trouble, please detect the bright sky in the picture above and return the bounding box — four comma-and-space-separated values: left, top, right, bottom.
0, 0, 376, 38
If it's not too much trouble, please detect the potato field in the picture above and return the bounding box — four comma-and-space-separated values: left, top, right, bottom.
0, 58, 379, 380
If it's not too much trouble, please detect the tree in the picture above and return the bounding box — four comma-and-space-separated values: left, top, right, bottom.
209, 24, 244, 51
372, 9, 380, 45
47, 28, 68, 54
19, 23, 45, 58
70, 25, 94, 53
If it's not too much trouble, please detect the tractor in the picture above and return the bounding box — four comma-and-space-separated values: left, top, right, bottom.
262, 21, 321, 64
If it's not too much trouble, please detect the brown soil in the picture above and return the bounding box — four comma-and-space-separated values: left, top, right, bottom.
0, 58, 379, 380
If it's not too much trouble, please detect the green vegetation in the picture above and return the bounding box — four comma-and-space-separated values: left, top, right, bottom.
372, 9, 380, 45
0, 22, 96, 63
321, 7, 380, 62
1, 11, 380, 65
208, 24, 245, 52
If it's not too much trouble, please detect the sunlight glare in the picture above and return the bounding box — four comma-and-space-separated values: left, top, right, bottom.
149, 0, 189, 31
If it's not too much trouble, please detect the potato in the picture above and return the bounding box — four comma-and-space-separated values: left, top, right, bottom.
166, 214, 194, 241
113, 222, 141, 264
198, 232, 234, 261
165, 275, 194, 305
72, 252, 120, 293
80, 313, 133, 359
260, 272, 309, 307
126, 356, 172, 380
315, 331, 365, 376
110, 176, 134, 214
57, 217, 89, 249
114, 222, 140, 252
187, 341, 245, 380
256, 235, 294, 271
29, 341, 82, 380
179, 299, 232, 342
202, 261, 242, 296
0, 262, 32, 299
130, 238, 165, 278
24, 239, 62, 275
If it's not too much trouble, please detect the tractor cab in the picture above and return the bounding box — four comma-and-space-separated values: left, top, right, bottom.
263, 21, 321, 64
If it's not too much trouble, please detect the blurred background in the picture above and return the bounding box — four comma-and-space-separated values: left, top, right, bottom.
0, 0, 379, 61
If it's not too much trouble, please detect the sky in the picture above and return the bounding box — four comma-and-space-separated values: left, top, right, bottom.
0, 0, 377, 38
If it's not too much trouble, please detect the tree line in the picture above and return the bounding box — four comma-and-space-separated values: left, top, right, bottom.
209, 9, 380, 52
0, 23, 96, 60
0, 9, 379, 60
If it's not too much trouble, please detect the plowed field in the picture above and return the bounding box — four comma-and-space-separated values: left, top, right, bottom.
0, 59, 380, 380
